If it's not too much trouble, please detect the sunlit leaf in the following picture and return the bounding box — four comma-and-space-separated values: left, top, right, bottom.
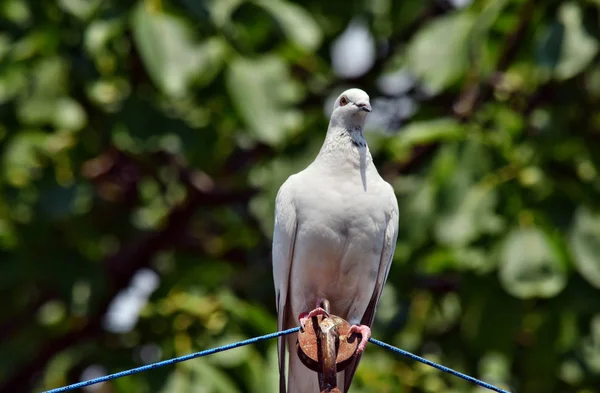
468, 0, 509, 73
208, 334, 251, 367
226, 55, 303, 146
2, 131, 48, 187
406, 12, 475, 93
53, 97, 87, 130
432, 142, 503, 247
84, 19, 125, 55
247, 345, 279, 393
388, 118, 464, 159
2, 0, 31, 25
157, 369, 189, 393
205, 0, 244, 26
569, 206, 600, 289
499, 228, 567, 298
397, 177, 436, 248
132, 3, 226, 96
435, 185, 502, 247
42, 352, 80, 392
58, 0, 101, 20
555, 2, 598, 79
188, 359, 242, 393
258, 0, 323, 51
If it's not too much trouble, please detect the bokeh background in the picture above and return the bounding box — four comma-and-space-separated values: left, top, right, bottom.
2, 0, 600, 392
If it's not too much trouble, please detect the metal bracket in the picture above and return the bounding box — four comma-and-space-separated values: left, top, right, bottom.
296, 299, 359, 393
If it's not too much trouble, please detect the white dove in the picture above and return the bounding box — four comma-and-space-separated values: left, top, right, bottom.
272, 88, 399, 393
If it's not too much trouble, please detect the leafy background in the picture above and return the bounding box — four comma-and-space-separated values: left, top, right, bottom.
1, 0, 600, 392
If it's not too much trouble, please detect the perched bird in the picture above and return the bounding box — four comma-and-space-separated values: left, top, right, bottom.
272, 88, 399, 393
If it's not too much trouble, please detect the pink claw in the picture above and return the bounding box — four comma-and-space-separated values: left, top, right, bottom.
298, 307, 330, 330
349, 324, 371, 354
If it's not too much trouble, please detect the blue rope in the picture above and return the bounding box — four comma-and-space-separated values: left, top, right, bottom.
41, 327, 300, 393
41, 327, 511, 393
368, 338, 511, 393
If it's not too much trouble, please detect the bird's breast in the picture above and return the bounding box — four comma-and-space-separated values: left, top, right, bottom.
289, 182, 387, 321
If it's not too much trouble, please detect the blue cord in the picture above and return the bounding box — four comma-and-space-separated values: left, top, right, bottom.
368, 338, 511, 393
41, 327, 511, 393
41, 327, 300, 393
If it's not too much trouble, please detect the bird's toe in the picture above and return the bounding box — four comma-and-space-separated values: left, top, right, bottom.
350, 324, 371, 354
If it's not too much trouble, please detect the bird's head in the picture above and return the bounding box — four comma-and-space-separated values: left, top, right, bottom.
330, 88, 371, 129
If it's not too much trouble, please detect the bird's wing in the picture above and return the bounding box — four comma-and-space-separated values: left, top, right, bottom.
343, 188, 399, 392
272, 177, 299, 393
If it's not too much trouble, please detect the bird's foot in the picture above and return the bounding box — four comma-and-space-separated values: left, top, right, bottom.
349, 324, 371, 354
298, 307, 330, 331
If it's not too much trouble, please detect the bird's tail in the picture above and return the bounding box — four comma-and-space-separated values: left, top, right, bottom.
285, 334, 346, 393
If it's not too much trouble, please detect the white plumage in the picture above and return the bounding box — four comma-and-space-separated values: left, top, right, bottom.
272, 88, 399, 393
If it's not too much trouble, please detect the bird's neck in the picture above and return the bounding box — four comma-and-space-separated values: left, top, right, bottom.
315, 124, 372, 168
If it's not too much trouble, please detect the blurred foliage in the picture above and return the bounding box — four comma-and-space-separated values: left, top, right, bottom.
2, 0, 600, 392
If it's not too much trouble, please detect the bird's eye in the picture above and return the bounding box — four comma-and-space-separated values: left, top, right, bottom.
339, 96, 348, 106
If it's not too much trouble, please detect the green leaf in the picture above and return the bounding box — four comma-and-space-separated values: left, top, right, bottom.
398, 178, 436, 247
499, 228, 567, 298
0, 65, 28, 104
156, 357, 242, 393
2, 0, 31, 26
391, 118, 463, 152
386, 118, 464, 163
569, 206, 600, 289
2, 131, 48, 187
53, 97, 87, 130
435, 184, 502, 246
554, 2, 598, 80
207, 334, 251, 367
42, 352, 81, 392
132, 3, 226, 96
58, 0, 102, 20
422, 247, 495, 274
157, 370, 189, 393
406, 12, 475, 93
17, 95, 86, 130
226, 55, 303, 146
431, 142, 503, 247
468, 0, 509, 72
257, 0, 322, 51
454, 247, 495, 273
247, 346, 279, 393
0, 216, 17, 249
188, 359, 242, 393
205, 0, 244, 27
84, 19, 126, 55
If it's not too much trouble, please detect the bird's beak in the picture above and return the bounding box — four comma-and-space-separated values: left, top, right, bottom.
357, 102, 372, 112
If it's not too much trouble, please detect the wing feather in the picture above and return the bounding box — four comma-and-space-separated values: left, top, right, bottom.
343, 190, 399, 392
272, 178, 299, 393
